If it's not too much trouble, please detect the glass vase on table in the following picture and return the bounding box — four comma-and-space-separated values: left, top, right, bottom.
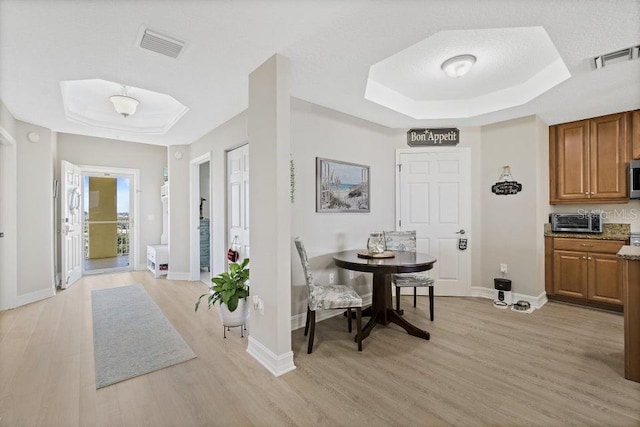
367, 232, 385, 255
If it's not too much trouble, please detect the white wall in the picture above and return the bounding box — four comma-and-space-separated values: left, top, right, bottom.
199, 161, 210, 219
190, 111, 248, 277
57, 133, 167, 271
16, 121, 56, 299
290, 98, 397, 319
0, 100, 18, 309
480, 116, 548, 299
167, 145, 191, 279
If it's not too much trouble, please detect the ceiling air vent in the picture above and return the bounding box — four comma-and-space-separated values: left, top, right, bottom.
593, 45, 640, 69
139, 29, 185, 59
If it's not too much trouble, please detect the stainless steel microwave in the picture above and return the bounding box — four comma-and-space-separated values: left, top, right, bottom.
631, 160, 640, 199
550, 212, 602, 233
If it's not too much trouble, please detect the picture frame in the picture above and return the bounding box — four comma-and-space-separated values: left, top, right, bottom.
316, 157, 370, 213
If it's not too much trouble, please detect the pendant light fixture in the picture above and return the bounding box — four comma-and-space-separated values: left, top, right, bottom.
441, 54, 477, 78
109, 85, 140, 118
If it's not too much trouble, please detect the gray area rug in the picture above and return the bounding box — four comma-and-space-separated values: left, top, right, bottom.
92, 284, 196, 389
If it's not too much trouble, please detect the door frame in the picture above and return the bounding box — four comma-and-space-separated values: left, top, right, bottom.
225, 143, 250, 267
395, 147, 472, 296
77, 164, 140, 273
189, 152, 212, 281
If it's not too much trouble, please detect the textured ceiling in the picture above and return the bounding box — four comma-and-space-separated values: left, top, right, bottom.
0, 0, 638, 146
365, 27, 571, 119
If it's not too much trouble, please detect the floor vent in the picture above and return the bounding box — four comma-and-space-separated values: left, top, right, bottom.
593, 45, 640, 69
139, 29, 185, 59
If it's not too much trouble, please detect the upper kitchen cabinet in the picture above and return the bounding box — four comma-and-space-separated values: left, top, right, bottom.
550, 112, 628, 204
632, 110, 640, 160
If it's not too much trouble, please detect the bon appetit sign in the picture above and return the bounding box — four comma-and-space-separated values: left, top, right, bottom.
407, 128, 459, 147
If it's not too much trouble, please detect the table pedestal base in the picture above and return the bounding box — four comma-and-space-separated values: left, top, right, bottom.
357, 309, 430, 341
355, 272, 430, 342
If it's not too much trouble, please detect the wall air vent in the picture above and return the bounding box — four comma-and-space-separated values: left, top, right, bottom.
139, 29, 185, 59
593, 45, 640, 69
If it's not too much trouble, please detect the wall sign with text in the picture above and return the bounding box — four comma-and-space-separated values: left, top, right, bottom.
491, 181, 523, 195
407, 128, 459, 147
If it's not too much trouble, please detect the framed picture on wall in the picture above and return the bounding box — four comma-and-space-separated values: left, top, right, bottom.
316, 157, 370, 213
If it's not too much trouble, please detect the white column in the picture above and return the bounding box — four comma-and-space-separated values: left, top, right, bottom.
246, 54, 295, 376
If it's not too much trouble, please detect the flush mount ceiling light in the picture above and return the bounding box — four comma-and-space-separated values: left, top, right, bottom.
441, 54, 477, 78
109, 85, 140, 118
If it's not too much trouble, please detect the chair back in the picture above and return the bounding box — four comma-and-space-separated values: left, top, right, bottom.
294, 237, 314, 287
384, 230, 417, 252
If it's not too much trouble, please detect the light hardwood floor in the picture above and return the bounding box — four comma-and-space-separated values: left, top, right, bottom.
1, 271, 639, 426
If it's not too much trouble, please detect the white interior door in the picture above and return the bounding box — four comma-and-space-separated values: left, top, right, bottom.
61, 160, 83, 288
397, 149, 471, 296
227, 145, 250, 262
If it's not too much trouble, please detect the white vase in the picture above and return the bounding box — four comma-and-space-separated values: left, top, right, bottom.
216, 298, 250, 327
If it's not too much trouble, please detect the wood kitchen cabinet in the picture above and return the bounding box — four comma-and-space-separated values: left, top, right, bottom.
549, 112, 628, 204
545, 237, 625, 310
632, 110, 640, 160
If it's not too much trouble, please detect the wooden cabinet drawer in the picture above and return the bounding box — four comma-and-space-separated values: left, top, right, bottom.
553, 238, 625, 254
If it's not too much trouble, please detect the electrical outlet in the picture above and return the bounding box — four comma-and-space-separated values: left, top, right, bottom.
500, 264, 508, 274
329, 273, 335, 284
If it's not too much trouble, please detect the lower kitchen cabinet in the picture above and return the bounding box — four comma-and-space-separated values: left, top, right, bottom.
546, 237, 625, 310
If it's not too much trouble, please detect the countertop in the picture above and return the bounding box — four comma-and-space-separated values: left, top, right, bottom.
617, 245, 640, 261
544, 223, 630, 241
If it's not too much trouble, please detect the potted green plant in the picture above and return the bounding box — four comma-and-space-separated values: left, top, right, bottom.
195, 258, 250, 334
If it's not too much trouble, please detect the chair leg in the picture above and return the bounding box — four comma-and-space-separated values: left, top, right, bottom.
347, 308, 353, 333
429, 285, 434, 321
355, 307, 362, 351
307, 310, 316, 354
223, 326, 226, 339
395, 286, 401, 312
304, 307, 311, 336
413, 287, 417, 308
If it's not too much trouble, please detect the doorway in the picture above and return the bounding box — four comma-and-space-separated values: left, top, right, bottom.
190, 153, 212, 283
227, 144, 249, 263
61, 162, 139, 288
82, 173, 133, 274
396, 148, 471, 296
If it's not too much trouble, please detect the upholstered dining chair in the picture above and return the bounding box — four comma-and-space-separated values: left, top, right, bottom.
294, 237, 363, 353
383, 230, 435, 321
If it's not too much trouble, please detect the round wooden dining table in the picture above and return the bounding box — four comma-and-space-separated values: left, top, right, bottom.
333, 250, 437, 342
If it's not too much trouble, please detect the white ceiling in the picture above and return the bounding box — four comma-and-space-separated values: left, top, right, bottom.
0, 0, 638, 146
365, 27, 571, 119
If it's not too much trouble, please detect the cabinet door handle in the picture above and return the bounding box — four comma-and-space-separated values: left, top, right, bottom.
581, 244, 593, 247
584, 192, 589, 195
587, 257, 592, 260
582, 256, 587, 259
589, 192, 595, 195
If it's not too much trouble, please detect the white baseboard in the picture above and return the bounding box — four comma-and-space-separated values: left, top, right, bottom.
471, 286, 548, 309
246, 336, 296, 377
12, 287, 56, 309
291, 292, 373, 331
167, 272, 191, 281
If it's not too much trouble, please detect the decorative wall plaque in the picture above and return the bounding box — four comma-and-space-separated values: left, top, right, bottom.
407, 128, 459, 147
492, 166, 522, 195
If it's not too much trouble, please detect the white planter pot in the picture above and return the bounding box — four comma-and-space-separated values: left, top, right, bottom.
216, 298, 250, 327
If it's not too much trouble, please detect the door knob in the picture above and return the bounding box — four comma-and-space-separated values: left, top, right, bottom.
456, 229, 466, 235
